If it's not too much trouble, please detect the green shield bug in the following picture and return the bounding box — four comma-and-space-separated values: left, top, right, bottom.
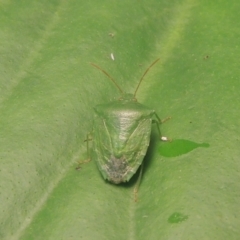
83, 59, 170, 201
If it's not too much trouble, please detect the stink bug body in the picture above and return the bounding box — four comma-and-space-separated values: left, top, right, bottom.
93, 93, 155, 184
85, 59, 169, 200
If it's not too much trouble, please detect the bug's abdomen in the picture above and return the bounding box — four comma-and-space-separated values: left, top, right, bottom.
104, 156, 129, 184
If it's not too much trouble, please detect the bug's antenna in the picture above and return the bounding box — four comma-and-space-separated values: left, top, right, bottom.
91, 63, 124, 94
134, 58, 160, 97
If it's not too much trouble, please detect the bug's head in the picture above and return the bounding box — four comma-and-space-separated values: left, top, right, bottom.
118, 93, 137, 102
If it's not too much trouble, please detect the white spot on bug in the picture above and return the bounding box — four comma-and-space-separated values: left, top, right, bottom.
110, 53, 115, 61
161, 136, 168, 141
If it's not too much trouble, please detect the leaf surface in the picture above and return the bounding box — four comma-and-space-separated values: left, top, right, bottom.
0, 1, 239, 239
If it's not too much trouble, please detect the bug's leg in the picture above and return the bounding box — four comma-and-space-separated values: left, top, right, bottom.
154, 112, 171, 124
153, 113, 171, 141
133, 163, 144, 202
83, 133, 92, 162
76, 133, 92, 170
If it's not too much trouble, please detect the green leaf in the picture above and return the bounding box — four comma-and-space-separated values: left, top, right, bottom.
0, 0, 239, 239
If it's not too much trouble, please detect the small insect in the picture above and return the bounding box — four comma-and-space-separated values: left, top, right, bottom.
83, 59, 170, 201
